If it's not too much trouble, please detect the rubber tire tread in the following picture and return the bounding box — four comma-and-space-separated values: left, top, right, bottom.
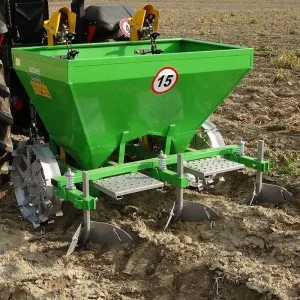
0, 60, 12, 166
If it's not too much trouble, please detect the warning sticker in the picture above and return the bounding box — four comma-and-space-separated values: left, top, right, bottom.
151, 67, 179, 94
30, 81, 52, 99
119, 18, 131, 37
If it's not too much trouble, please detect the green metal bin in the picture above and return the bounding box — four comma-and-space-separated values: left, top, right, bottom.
12, 38, 253, 169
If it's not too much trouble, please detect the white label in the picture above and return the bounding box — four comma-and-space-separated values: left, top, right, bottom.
151, 67, 179, 94
15, 58, 20, 66
119, 18, 131, 37
28, 66, 41, 75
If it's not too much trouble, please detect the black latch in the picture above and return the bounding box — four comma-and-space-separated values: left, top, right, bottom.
134, 32, 163, 55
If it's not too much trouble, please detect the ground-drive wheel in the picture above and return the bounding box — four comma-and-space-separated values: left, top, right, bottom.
0, 60, 13, 175
164, 119, 225, 229
11, 141, 63, 228
191, 118, 225, 149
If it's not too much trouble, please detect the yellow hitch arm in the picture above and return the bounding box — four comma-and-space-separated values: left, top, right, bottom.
44, 7, 76, 46
128, 4, 159, 41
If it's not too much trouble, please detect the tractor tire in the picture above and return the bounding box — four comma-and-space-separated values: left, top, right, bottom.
0, 60, 13, 174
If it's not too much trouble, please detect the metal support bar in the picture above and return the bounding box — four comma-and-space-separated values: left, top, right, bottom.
145, 168, 189, 187
248, 139, 294, 205
118, 131, 129, 164
248, 139, 266, 206
56, 186, 97, 210
255, 139, 264, 195
224, 153, 269, 172
164, 154, 219, 230
165, 124, 175, 155
82, 171, 90, 245
52, 145, 239, 187
173, 154, 184, 221
66, 170, 132, 256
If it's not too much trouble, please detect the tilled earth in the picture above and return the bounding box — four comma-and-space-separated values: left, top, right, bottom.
0, 0, 300, 299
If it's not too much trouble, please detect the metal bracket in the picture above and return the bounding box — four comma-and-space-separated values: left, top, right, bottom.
165, 124, 175, 155
66, 171, 132, 256
225, 153, 269, 172
52, 145, 239, 188
145, 168, 189, 188
248, 139, 294, 205
164, 154, 219, 230
56, 186, 97, 210
118, 131, 129, 164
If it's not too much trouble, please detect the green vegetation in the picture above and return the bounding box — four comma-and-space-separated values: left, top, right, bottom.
249, 18, 259, 24
256, 44, 273, 51
270, 154, 300, 176
271, 51, 300, 69
273, 68, 291, 82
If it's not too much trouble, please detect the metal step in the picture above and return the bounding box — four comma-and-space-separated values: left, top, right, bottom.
184, 157, 244, 179
93, 172, 164, 200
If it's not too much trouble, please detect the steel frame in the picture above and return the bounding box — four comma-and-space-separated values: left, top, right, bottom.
52, 144, 269, 210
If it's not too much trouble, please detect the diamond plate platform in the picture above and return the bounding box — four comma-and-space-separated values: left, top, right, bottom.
184, 157, 244, 178
93, 172, 164, 199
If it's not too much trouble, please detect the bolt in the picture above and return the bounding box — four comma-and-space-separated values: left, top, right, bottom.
65, 167, 75, 190
237, 137, 245, 156
158, 150, 167, 170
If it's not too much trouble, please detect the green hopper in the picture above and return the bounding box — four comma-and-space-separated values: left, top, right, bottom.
12, 39, 253, 169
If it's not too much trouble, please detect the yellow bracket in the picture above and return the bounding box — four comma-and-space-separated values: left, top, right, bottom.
44, 7, 77, 46
128, 4, 159, 41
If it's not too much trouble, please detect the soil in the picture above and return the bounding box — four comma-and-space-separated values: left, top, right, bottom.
1, 1, 300, 299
